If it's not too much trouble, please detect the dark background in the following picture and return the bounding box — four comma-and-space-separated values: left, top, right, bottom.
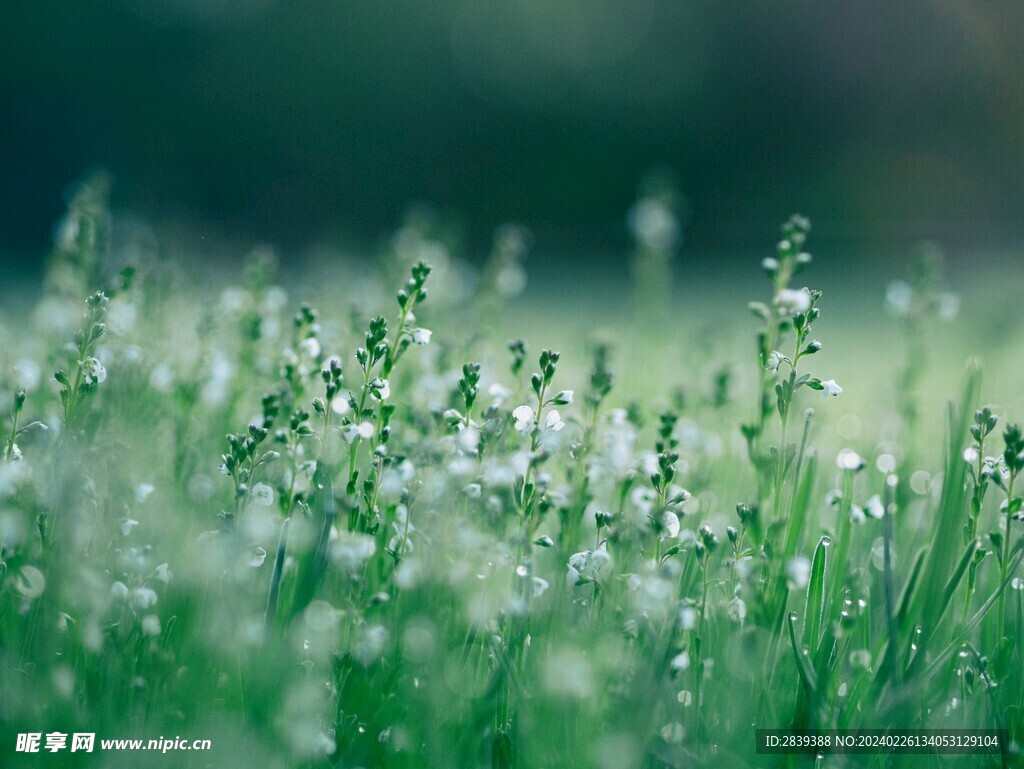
3, 0, 1024, 269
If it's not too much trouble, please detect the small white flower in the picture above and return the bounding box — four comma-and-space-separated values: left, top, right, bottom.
850, 504, 867, 525
153, 563, 173, 583
836, 449, 864, 471
298, 336, 321, 358
488, 382, 512, 406
821, 379, 843, 398
553, 390, 573, 405
513, 405, 535, 432
544, 409, 565, 432
774, 287, 812, 316
135, 483, 155, 503
411, 328, 432, 346
885, 280, 912, 316
567, 543, 612, 586
865, 494, 885, 519
766, 350, 786, 373
357, 421, 375, 440
671, 651, 691, 670
141, 615, 161, 636
110, 581, 129, 601
786, 556, 811, 590
370, 379, 391, 400
79, 357, 107, 385
532, 577, 550, 597
679, 606, 697, 631
249, 546, 267, 568
661, 511, 681, 539
251, 483, 274, 506
963, 446, 979, 464
129, 587, 158, 611
762, 257, 779, 271
121, 519, 139, 536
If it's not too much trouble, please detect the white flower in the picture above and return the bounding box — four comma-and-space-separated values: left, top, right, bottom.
153, 563, 173, 583
553, 390, 573, 405
110, 581, 129, 601
249, 546, 267, 568
678, 606, 697, 631
865, 494, 885, 519
671, 651, 690, 670
149, 363, 174, 392
370, 379, 391, 400
79, 357, 107, 385
141, 615, 161, 636
298, 336, 321, 358
567, 543, 612, 587
885, 280, 912, 316
774, 288, 812, 316
411, 328, 432, 346
963, 446, 979, 464
251, 483, 275, 506
129, 587, 158, 611
544, 409, 565, 432
135, 483, 155, 503
786, 556, 811, 590
821, 379, 843, 398
513, 405, 536, 432
661, 511, 681, 539
850, 504, 867, 525
628, 197, 680, 251
836, 449, 864, 471
120, 519, 139, 536
766, 350, 786, 373
532, 577, 550, 597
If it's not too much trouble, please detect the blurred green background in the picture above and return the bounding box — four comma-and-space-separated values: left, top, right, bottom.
3, 0, 1024, 275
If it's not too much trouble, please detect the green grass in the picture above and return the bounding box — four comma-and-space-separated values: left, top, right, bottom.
2, 179, 1023, 768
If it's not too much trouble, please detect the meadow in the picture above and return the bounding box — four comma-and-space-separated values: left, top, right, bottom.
2, 175, 1023, 768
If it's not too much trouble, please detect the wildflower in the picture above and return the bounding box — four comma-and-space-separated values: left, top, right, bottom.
661, 511, 681, 539
836, 449, 864, 471
532, 577, 550, 597
551, 389, 573, 405
513, 405, 535, 432
544, 409, 565, 432
110, 581, 129, 601
141, 615, 161, 636
129, 587, 158, 611
671, 651, 690, 670
79, 357, 107, 385
774, 288, 812, 316
251, 483, 274, 506
120, 519, 139, 536
411, 328, 432, 346
786, 556, 811, 590
153, 563, 173, 583
850, 504, 867, 525
766, 350, 786, 373
567, 543, 612, 586
298, 336, 321, 358
821, 379, 843, 398
865, 494, 885, 519
135, 483, 155, 502
370, 378, 391, 400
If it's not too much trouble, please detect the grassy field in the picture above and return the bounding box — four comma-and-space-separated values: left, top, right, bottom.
2, 178, 1023, 768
